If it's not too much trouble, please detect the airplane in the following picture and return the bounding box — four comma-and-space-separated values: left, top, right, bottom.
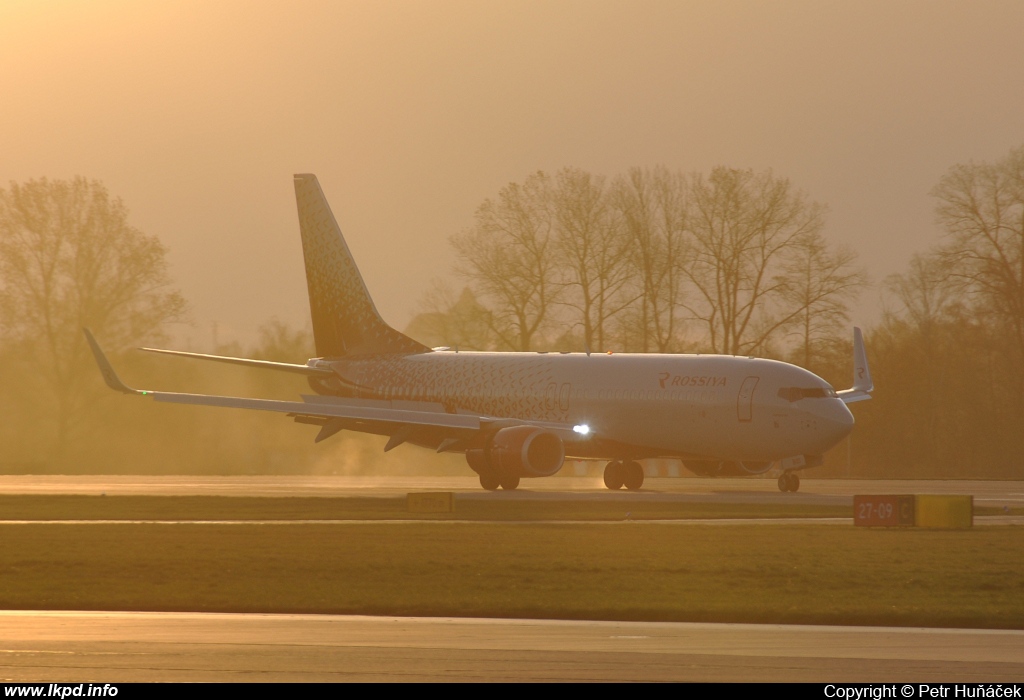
84, 173, 873, 493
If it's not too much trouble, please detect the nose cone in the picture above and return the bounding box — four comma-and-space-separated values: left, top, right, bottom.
824, 399, 855, 444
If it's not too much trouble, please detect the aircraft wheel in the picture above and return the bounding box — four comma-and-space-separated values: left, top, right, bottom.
777, 474, 790, 492
623, 461, 645, 490
603, 461, 625, 490
778, 472, 800, 492
479, 471, 501, 491
499, 472, 520, 490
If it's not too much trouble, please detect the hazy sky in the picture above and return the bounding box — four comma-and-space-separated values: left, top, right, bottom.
2, 0, 1022, 351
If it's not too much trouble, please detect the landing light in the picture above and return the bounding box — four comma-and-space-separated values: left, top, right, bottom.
572, 424, 591, 435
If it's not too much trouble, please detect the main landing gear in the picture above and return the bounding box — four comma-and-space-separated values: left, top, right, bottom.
777, 471, 800, 492
479, 470, 520, 491
604, 460, 644, 490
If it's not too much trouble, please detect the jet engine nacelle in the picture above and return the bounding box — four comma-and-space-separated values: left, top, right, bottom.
465, 426, 565, 478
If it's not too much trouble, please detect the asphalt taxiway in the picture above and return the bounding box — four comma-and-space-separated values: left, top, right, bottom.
0, 476, 1020, 525
0, 475, 1020, 508
1, 611, 1022, 682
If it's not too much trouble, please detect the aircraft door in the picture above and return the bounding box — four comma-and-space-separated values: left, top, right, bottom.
737, 376, 759, 422
545, 382, 558, 412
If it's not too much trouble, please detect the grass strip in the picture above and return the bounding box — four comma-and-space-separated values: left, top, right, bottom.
0, 495, 853, 521
0, 522, 1021, 629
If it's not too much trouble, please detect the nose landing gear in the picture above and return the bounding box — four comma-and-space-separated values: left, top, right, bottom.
777, 471, 800, 492
604, 460, 645, 490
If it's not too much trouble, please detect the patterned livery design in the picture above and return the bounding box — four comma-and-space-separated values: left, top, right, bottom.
320, 351, 784, 461
337, 354, 568, 423
322, 351, 738, 461
294, 174, 429, 358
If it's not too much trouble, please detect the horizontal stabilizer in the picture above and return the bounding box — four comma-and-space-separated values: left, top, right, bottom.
139, 346, 334, 377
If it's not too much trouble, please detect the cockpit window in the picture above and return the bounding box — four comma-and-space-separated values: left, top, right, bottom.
777, 386, 837, 402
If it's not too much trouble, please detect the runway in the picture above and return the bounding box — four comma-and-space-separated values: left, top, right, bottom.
0, 517, 856, 526
1, 611, 1022, 682
0, 475, 1020, 508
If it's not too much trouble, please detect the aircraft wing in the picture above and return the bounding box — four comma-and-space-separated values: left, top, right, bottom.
150, 391, 481, 430
84, 329, 578, 446
837, 389, 871, 404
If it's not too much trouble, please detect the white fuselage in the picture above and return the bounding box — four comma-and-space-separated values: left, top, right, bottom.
324, 350, 854, 464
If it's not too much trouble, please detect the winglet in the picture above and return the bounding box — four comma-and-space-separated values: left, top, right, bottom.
837, 326, 873, 404
852, 326, 873, 393
83, 328, 141, 394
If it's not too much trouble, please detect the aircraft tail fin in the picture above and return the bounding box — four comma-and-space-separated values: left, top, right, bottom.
293, 174, 430, 358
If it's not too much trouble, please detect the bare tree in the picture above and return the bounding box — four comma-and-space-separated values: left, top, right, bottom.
253, 318, 315, 362
612, 167, 689, 352
885, 253, 958, 339
783, 232, 866, 369
877, 252, 1016, 477
551, 167, 633, 352
0, 177, 186, 459
883, 253, 958, 453
683, 167, 826, 355
405, 281, 495, 350
451, 172, 559, 351
933, 145, 1024, 373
